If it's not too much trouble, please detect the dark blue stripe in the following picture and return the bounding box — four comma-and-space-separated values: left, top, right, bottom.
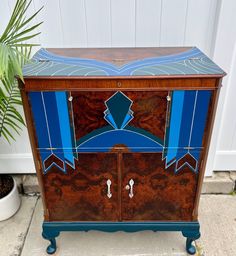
77, 129, 163, 153
29, 92, 50, 150
55, 92, 74, 165
165, 91, 185, 164
43, 92, 64, 160
176, 91, 196, 159
190, 90, 212, 160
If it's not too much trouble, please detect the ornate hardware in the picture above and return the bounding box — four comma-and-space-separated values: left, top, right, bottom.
68, 96, 73, 102
106, 179, 112, 198
166, 95, 171, 101
127, 179, 134, 198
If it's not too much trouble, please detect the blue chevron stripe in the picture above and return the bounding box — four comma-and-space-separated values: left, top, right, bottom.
176, 91, 196, 160
55, 92, 75, 166
165, 91, 185, 165
190, 90, 212, 160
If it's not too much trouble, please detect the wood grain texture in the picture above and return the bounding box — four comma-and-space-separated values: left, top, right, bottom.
23, 78, 219, 92
72, 91, 168, 141
42, 153, 118, 221
47, 47, 191, 66
121, 153, 198, 221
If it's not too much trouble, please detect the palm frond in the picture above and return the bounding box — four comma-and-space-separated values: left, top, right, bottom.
0, 0, 42, 143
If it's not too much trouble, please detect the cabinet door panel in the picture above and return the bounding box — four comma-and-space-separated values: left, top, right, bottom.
42, 153, 118, 221
121, 153, 198, 221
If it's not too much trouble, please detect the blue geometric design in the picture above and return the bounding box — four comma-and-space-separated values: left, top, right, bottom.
30, 89, 212, 174
76, 126, 163, 153
163, 90, 212, 173
29, 91, 76, 173
104, 91, 133, 129
77, 92, 163, 153
23, 47, 225, 77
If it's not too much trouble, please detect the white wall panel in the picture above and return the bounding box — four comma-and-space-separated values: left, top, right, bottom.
0, 0, 11, 35
111, 0, 135, 47
0, 0, 230, 174
184, 0, 218, 55
135, 0, 162, 47
206, 0, 236, 173
159, 0, 188, 46
59, 0, 87, 47
85, 0, 111, 47
34, 0, 63, 47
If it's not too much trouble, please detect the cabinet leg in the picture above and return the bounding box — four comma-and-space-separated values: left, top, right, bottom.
186, 238, 196, 255
182, 223, 200, 255
42, 226, 60, 254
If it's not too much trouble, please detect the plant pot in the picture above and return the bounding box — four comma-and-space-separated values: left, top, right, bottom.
0, 177, 21, 221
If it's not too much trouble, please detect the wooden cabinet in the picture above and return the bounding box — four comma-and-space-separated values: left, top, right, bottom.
19, 47, 225, 255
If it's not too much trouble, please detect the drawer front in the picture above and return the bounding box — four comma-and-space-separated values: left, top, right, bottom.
41, 153, 119, 221
121, 153, 199, 221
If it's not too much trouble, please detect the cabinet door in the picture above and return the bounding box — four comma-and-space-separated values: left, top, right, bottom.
121, 153, 198, 221
42, 153, 119, 221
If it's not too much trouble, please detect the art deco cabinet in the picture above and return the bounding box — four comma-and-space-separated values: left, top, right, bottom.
19, 47, 225, 254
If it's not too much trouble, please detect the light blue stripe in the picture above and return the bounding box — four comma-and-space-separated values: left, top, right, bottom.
55, 92, 74, 165
166, 91, 185, 164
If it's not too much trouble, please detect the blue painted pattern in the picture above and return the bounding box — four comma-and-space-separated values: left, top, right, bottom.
163, 90, 212, 173
29, 90, 212, 174
76, 91, 163, 153
23, 47, 224, 77
29, 91, 76, 173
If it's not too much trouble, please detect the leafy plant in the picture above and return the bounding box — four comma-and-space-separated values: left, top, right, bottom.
0, 0, 42, 143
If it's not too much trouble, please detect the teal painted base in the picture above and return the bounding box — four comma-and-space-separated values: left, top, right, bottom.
42, 221, 200, 255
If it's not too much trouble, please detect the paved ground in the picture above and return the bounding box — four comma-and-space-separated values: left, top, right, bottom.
0, 195, 235, 256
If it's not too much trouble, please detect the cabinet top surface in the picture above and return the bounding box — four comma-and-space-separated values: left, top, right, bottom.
23, 47, 225, 79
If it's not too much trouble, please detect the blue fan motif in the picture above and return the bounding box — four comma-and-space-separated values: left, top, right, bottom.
104, 91, 134, 129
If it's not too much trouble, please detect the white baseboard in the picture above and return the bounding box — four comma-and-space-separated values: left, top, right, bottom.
214, 151, 236, 171
0, 153, 35, 173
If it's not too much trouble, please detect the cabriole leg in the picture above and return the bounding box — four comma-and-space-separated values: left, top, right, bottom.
42, 234, 57, 254
186, 238, 196, 255
42, 223, 60, 255
182, 223, 200, 255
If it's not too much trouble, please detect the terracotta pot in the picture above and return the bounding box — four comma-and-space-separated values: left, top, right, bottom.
0, 178, 21, 221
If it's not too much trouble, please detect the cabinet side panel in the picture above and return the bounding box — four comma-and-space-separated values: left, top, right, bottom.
193, 83, 221, 219
19, 84, 49, 220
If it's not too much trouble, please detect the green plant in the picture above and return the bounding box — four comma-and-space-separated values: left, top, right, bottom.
0, 0, 42, 143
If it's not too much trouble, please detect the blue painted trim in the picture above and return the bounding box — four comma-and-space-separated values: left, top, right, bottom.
42, 221, 200, 254
43, 221, 200, 233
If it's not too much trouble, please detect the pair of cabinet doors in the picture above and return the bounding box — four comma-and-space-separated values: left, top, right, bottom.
29, 90, 212, 222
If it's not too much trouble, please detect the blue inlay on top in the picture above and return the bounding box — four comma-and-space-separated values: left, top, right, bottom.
23, 47, 225, 77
